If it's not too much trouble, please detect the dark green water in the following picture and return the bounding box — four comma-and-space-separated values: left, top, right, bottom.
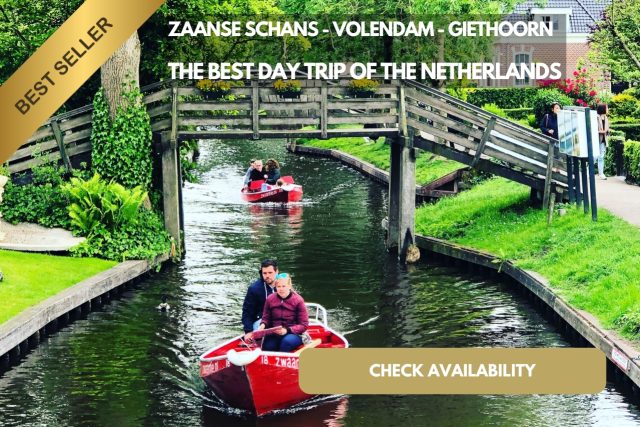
1, 139, 639, 426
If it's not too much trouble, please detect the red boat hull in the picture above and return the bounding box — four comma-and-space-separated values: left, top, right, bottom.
241, 185, 303, 203
199, 325, 347, 416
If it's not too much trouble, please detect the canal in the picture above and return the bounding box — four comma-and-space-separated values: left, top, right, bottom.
1, 139, 639, 426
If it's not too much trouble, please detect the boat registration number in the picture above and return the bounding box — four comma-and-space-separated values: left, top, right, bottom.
200, 359, 231, 376
262, 355, 299, 369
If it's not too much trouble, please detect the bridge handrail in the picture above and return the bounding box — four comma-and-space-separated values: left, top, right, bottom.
403, 80, 558, 146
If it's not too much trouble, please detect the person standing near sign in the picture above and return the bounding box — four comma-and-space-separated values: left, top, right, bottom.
540, 102, 561, 140
597, 104, 609, 180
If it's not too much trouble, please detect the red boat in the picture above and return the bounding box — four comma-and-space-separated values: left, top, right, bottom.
241, 176, 303, 203
199, 304, 348, 417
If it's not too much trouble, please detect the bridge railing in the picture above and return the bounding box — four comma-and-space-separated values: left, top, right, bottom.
403, 80, 567, 198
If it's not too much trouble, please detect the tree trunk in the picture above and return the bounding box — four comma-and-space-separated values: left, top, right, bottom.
100, 31, 141, 119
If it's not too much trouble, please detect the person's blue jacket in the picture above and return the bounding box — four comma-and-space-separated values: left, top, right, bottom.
265, 168, 281, 184
540, 113, 559, 140
242, 278, 275, 333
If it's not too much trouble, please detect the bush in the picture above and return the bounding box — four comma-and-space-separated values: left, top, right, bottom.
465, 87, 539, 108
91, 87, 153, 190
610, 93, 639, 118
604, 135, 625, 176
623, 140, 640, 184
0, 164, 70, 228
532, 88, 574, 122
526, 114, 537, 128
62, 173, 171, 261
69, 209, 171, 261
611, 122, 640, 142
481, 103, 507, 118
62, 173, 147, 235
503, 108, 533, 120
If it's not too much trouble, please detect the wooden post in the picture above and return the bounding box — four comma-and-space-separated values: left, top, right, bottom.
252, 79, 259, 140
542, 142, 555, 214
387, 136, 401, 250
50, 120, 72, 171
386, 84, 416, 260
159, 83, 182, 252
320, 81, 328, 139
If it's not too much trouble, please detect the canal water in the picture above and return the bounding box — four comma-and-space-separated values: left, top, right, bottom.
1, 139, 639, 426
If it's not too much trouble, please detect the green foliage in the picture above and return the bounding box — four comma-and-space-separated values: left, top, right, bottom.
415, 177, 640, 340
611, 122, 640, 142
609, 93, 640, 118
623, 140, 640, 184
60, 173, 171, 261
503, 108, 533, 120
604, 135, 626, 176
589, 0, 640, 82
69, 209, 171, 262
297, 125, 464, 185
61, 173, 147, 235
526, 114, 538, 128
90, 87, 153, 190
464, 87, 540, 109
614, 309, 640, 337
180, 139, 200, 183
0, 164, 70, 228
481, 103, 506, 118
532, 89, 574, 122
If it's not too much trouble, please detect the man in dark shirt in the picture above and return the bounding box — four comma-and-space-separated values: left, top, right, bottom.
243, 159, 266, 190
242, 259, 278, 341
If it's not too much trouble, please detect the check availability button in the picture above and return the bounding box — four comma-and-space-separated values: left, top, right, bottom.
299, 348, 605, 394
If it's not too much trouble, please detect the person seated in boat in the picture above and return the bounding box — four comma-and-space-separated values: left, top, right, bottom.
264, 159, 281, 185
243, 159, 265, 191
257, 273, 309, 352
242, 259, 278, 341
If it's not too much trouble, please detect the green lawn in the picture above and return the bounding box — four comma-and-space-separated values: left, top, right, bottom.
298, 131, 464, 186
416, 177, 640, 340
0, 250, 116, 325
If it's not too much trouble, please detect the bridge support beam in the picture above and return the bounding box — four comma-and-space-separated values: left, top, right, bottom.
387, 135, 416, 261
157, 131, 182, 257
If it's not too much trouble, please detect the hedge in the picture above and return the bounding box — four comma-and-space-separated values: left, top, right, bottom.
611, 122, 640, 143
623, 140, 640, 184
464, 87, 540, 109
503, 108, 533, 120
604, 135, 625, 176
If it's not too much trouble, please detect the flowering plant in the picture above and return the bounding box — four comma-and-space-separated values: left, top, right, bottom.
273, 79, 301, 93
347, 78, 380, 96
538, 68, 600, 107
196, 79, 231, 93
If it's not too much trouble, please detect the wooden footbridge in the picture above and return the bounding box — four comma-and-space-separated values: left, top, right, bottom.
8, 78, 566, 259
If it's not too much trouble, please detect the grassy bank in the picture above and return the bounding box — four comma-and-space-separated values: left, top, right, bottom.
297, 134, 464, 186
0, 250, 116, 325
416, 177, 640, 340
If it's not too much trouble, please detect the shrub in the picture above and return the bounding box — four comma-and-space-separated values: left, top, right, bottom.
531, 88, 573, 122
196, 79, 231, 93
91, 87, 153, 190
604, 135, 625, 176
62, 173, 171, 261
62, 173, 147, 235
539, 68, 600, 107
623, 140, 640, 184
464, 87, 539, 108
0, 164, 70, 228
481, 103, 507, 118
273, 79, 302, 93
610, 93, 640, 118
503, 108, 533, 120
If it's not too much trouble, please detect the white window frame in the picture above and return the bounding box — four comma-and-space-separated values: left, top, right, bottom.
514, 52, 531, 86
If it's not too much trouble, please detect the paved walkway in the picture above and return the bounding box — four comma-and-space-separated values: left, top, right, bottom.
595, 176, 640, 227
0, 219, 85, 252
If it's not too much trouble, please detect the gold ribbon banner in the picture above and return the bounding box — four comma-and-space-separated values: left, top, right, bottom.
300, 348, 605, 394
0, 0, 165, 164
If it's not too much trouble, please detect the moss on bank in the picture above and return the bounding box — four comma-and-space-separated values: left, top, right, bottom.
297, 135, 464, 186
0, 250, 116, 325
416, 177, 640, 340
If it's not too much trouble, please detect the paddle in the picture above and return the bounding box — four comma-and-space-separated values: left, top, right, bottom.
249, 326, 283, 340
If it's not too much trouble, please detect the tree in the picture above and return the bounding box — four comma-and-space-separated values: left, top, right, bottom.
589, 0, 640, 82
100, 32, 141, 119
